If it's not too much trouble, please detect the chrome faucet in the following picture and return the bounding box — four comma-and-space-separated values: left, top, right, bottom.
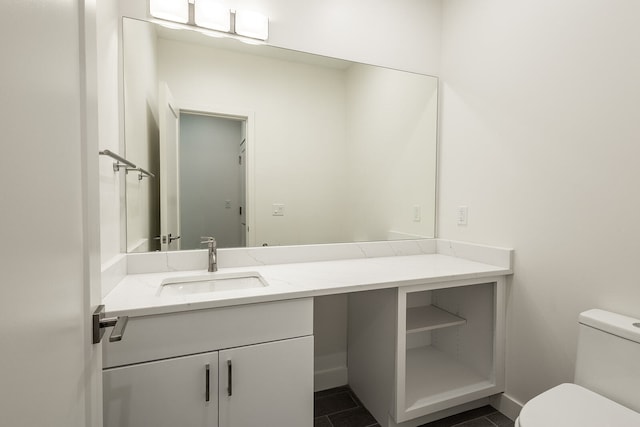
201, 237, 218, 272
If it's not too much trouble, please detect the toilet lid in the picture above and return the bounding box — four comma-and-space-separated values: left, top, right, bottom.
519, 383, 640, 427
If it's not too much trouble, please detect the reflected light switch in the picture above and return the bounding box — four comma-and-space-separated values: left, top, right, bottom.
272, 204, 284, 216
456, 206, 468, 225
413, 205, 421, 222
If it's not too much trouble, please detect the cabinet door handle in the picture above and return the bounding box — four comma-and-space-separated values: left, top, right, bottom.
205, 364, 210, 402
227, 360, 233, 397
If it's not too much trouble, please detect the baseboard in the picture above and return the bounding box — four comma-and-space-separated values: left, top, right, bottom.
490, 393, 523, 421
314, 366, 348, 392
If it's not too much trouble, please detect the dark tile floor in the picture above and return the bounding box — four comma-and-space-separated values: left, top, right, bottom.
314, 386, 514, 427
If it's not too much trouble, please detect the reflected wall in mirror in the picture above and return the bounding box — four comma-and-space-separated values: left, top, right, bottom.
123, 17, 438, 252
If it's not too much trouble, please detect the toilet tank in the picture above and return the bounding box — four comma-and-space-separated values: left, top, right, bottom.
574, 309, 640, 413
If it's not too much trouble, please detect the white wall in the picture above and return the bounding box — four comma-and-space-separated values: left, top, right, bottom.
249, 0, 441, 74
439, 0, 640, 405
97, 0, 122, 264
123, 21, 160, 253
158, 38, 351, 247
345, 64, 438, 241
314, 295, 349, 390
179, 114, 243, 249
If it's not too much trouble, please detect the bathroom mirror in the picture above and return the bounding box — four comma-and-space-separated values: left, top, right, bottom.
123, 17, 438, 252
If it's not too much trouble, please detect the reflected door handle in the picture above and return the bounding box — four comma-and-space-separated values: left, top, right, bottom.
92, 305, 129, 344
168, 234, 181, 242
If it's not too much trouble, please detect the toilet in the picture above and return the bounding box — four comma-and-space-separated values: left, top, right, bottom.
516, 309, 640, 426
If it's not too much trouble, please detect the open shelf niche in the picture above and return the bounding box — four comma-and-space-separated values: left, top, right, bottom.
346, 278, 506, 427
400, 283, 497, 419
406, 305, 466, 334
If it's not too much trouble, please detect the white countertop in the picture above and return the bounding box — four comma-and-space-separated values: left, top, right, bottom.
103, 253, 512, 317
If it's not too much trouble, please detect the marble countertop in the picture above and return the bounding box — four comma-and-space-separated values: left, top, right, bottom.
103, 253, 512, 317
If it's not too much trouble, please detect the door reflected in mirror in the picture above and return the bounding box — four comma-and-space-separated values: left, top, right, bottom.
179, 113, 247, 250
122, 17, 438, 252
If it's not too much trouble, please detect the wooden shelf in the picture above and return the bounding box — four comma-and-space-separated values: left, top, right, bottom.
404, 346, 493, 411
406, 305, 466, 334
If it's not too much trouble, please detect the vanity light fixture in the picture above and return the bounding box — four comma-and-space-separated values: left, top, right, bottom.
149, 0, 190, 24
194, 0, 231, 33
149, 0, 269, 41
233, 10, 269, 41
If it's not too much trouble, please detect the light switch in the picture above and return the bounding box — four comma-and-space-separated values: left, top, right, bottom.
225, 200, 231, 209
272, 203, 285, 216
413, 205, 421, 222
456, 206, 468, 225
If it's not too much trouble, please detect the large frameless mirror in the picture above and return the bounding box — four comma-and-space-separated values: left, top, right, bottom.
122, 17, 438, 252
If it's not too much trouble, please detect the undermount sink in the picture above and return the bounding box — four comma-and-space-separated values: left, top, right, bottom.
158, 272, 268, 296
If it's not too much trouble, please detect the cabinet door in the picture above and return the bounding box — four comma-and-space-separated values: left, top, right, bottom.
219, 336, 313, 427
104, 351, 218, 427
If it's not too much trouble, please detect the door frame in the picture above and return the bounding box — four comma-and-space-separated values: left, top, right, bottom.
159, 83, 182, 251
175, 101, 256, 247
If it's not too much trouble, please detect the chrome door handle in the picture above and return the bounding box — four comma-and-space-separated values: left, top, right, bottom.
92, 305, 129, 344
205, 364, 211, 402
227, 360, 233, 396
168, 234, 181, 242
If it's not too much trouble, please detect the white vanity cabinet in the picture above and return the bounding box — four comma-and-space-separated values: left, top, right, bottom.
348, 277, 506, 426
102, 298, 313, 427
218, 336, 313, 427
104, 351, 220, 427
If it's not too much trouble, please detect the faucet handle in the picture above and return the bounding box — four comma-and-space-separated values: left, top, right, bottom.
200, 236, 216, 245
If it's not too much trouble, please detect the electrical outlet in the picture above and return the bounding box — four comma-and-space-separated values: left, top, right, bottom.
413, 205, 421, 222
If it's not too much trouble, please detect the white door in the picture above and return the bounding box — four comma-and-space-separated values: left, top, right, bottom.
218, 336, 314, 427
159, 82, 181, 251
0, 1, 103, 426
104, 352, 219, 427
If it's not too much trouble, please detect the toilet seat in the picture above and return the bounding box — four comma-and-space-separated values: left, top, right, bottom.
517, 383, 640, 427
